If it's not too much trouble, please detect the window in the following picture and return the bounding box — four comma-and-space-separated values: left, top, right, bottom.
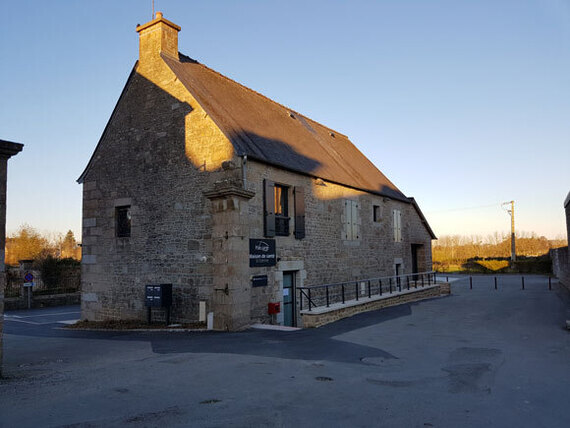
393, 209, 402, 242
264, 180, 305, 239
373, 205, 382, 222
274, 184, 289, 236
344, 200, 359, 240
116, 206, 131, 237
274, 184, 288, 217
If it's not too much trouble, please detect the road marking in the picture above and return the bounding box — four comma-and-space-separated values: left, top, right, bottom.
58, 319, 80, 325
4, 317, 53, 325
5, 311, 80, 319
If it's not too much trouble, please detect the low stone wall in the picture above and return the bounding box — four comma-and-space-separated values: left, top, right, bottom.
551, 247, 569, 289
4, 292, 80, 311
301, 283, 450, 328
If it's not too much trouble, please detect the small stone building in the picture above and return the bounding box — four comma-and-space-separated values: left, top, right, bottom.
78, 13, 436, 330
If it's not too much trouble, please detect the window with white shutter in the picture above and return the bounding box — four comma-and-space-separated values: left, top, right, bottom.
344, 200, 359, 240
393, 209, 402, 242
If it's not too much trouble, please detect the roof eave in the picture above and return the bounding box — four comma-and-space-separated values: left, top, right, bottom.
408, 197, 437, 240
246, 155, 411, 203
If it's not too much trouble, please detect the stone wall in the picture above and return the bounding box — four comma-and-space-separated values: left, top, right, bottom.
552, 247, 568, 275
557, 194, 570, 289
5, 292, 80, 311
80, 48, 235, 323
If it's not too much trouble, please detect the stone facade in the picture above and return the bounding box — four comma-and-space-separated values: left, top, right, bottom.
552, 247, 569, 286
78, 14, 435, 330
242, 161, 433, 325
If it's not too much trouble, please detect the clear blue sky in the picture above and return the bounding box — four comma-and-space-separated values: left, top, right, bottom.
1, 0, 569, 240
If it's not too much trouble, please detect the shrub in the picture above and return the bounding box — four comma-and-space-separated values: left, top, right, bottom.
35, 256, 81, 290
477, 260, 510, 271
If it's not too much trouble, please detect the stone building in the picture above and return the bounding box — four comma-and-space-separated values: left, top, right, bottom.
0, 139, 23, 376
78, 13, 436, 330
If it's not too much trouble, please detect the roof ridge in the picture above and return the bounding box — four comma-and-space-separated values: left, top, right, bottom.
178, 52, 349, 139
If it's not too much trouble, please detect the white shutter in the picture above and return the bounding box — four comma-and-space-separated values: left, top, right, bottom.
351, 201, 358, 240
397, 210, 402, 242
344, 200, 352, 240
393, 209, 402, 242
393, 209, 397, 241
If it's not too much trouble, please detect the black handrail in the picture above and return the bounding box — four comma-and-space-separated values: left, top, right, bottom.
298, 271, 437, 311
299, 288, 318, 311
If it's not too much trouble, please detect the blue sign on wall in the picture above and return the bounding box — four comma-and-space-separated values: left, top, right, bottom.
251, 275, 268, 287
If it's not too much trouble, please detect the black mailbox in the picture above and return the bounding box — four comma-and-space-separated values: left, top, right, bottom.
145, 284, 173, 308
145, 284, 173, 325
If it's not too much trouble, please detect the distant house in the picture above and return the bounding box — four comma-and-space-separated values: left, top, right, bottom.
78, 13, 436, 330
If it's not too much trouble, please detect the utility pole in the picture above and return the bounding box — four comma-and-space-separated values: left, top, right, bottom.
502, 201, 516, 262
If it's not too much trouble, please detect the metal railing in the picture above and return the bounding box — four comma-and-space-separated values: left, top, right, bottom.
454, 274, 554, 291
298, 271, 437, 312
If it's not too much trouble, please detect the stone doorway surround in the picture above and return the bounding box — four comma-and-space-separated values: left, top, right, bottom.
393, 257, 404, 276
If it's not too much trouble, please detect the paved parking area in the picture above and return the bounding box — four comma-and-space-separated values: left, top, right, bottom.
1, 275, 569, 427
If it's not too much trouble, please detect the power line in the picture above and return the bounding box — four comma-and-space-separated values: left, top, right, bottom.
425, 203, 502, 214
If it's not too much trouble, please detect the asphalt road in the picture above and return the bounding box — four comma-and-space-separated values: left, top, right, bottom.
1, 275, 569, 428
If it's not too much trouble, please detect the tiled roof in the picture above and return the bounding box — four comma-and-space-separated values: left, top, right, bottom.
162, 53, 409, 202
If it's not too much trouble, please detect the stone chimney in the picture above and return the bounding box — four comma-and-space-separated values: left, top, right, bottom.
136, 12, 181, 63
